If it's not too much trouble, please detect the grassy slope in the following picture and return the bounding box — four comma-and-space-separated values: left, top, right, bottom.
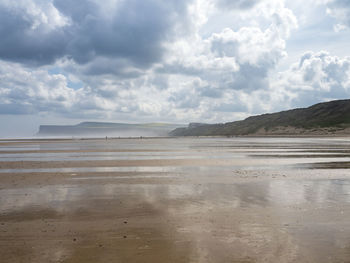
171, 99, 350, 136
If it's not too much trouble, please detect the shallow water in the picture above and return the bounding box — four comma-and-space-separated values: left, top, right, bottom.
1, 137, 350, 263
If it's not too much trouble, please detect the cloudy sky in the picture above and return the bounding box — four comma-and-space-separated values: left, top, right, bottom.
0, 0, 350, 137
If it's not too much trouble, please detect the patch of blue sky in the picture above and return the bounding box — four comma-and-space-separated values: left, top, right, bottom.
48, 67, 84, 90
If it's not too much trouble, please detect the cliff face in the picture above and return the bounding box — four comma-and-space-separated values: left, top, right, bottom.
38, 122, 185, 137
170, 99, 350, 136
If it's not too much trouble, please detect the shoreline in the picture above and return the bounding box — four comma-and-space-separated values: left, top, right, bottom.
1, 134, 350, 142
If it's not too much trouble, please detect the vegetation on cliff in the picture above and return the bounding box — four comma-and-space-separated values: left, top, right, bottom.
170, 99, 350, 136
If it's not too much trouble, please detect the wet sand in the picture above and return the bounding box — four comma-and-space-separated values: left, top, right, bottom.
1, 137, 350, 262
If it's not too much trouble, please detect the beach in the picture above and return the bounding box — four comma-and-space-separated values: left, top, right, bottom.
1, 137, 350, 262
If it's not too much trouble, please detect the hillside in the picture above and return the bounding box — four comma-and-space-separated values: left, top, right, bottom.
37, 122, 185, 137
170, 99, 350, 136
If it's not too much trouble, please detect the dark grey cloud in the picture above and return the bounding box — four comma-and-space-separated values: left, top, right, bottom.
0, 7, 68, 65
213, 102, 248, 112
230, 63, 269, 91
79, 58, 143, 78
0, 0, 190, 70
328, 0, 350, 7
169, 87, 201, 109
200, 86, 223, 98
216, 0, 262, 10
327, 0, 350, 26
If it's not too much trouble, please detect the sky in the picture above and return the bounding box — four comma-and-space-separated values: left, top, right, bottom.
0, 0, 350, 137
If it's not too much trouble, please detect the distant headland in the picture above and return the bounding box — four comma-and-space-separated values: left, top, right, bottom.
37, 122, 185, 137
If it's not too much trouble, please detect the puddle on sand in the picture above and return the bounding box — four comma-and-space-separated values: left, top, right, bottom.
1, 179, 350, 262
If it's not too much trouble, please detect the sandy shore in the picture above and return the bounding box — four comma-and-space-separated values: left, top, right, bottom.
1, 137, 350, 262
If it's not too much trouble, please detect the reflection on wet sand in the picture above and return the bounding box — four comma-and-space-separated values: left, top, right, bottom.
1, 137, 350, 262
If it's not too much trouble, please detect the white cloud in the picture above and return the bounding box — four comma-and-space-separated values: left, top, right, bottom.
273, 51, 350, 107
153, 0, 298, 119
0, 62, 73, 113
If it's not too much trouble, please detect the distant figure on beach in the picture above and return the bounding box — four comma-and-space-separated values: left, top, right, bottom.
105, 136, 107, 140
